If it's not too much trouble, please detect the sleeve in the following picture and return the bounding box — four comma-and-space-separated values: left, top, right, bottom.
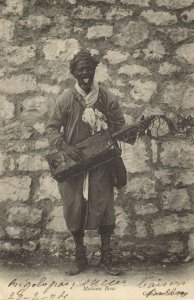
46, 94, 67, 149
106, 90, 137, 145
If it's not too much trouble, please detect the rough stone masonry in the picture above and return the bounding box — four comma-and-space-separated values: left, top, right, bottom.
0, 0, 194, 264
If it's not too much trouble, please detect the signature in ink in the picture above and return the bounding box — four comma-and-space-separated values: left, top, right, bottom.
137, 276, 188, 298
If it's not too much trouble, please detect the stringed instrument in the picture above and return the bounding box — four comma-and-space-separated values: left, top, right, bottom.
46, 114, 174, 182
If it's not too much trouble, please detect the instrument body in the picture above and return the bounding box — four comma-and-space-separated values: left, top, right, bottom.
46, 115, 166, 182
47, 129, 121, 182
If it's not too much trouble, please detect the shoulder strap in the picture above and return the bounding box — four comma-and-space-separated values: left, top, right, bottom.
73, 89, 86, 109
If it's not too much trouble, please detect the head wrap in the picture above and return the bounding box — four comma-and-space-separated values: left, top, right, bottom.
70, 49, 99, 75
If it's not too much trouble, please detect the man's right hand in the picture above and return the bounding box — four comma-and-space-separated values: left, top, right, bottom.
57, 140, 82, 162
64, 144, 82, 162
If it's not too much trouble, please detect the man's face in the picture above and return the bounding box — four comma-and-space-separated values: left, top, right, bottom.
73, 60, 96, 94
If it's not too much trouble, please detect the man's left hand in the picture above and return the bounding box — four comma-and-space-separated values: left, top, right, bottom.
137, 119, 151, 132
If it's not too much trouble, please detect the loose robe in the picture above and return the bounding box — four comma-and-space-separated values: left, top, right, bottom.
46, 86, 126, 231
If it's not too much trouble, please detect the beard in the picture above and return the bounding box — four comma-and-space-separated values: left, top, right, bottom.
78, 76, 94, 93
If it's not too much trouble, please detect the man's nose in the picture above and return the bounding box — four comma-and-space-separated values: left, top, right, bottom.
83, 68, 87, 75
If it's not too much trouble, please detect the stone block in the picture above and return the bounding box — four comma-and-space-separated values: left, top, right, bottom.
175, 171, 194, 187
33, 122, 46, 135
88, 48, 99, 56
143, 107, 165, 117
168, 240, 184, 254
115, 206, 129, 237
134, 203, 158, 215
5, 45, 36, 65
9, 159, 15, 172
151, 214, 194, 236
143, 40, 166, 60
88, 0, 116, 2
158, 27, 194, 43
0, 75, 37, 94
162, 82, 194, 109
135, 220, 147, 238
0, 68, 6, 78
39, 235, 64, 254
156, 0, 194, 9
161, 141, 194, 168
106, 7, 133, 20
0, 242, 22, 252
122, 139, 150, 173
0, 176, 31, 202
154, 169, 172, 185
6, 142, 27, 154
43, 38, 79, 61
46, 206, 68, 233
87, 25, 113, 39
21, 96, 48, 118
23, 241, 37, 251
73, 6, 102, 19
0, 226, 5, 239
7, 207, 42, 225
0, 96, 15, 124
183, 86, 194, 109
50, 62, 71, 83
0, 152, 6, 176
120, 0, 150, 5
176, 43, 194, 65
188, 234, 194, 256
151, 140, 158, 164
181, 9, 194, 23
48, 15, 71, 37
5, 226, 41, 239
19, 15, 51, 30
0, 19, 15, 41
38, 83, 61, 95
94, 63, 110, 83
104, 50, 129, 64
114, 22, 149, 47
162, 189, 190, 211
36, 174, 61, 202
129, 80, 157, 102
17, 155, 49, 172
3, 0, 24, 16
0, 122, 34, 140
118, 64, 151, 77
34, 139, 49, 150
141, 10, 177, 26
126, 176, 157, 200
67, 0, 76, 3
133, 49, 141, 59
109, 88, 125, 99
158, 62, 180, 75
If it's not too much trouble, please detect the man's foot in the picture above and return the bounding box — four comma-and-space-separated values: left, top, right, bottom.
100, 249, 122, 276
67, 245, 88, 276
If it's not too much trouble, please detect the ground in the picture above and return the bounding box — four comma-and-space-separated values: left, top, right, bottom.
0, 259, 194, 300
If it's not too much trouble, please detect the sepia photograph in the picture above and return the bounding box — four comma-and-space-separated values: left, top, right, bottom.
0, 0, 194, 299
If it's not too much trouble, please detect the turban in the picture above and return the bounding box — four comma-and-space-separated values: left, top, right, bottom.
70, 50, 99, 75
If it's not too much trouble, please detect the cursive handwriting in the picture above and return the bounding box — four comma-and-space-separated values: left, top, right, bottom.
80, 278, 126, 288
8, 290, 69, 300
8, 277, 71, 295
7, 276, 126, 299
137, 277, 188, 298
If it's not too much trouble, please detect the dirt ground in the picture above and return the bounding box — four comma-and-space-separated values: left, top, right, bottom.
0, 259, 194, 300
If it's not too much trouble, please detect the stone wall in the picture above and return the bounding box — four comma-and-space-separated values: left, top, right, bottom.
0, 0, 194, 263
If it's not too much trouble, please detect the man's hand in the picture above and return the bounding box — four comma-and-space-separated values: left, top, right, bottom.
64, 144, 82, 162
57, 140, 82, 162
137, 116, 152, 132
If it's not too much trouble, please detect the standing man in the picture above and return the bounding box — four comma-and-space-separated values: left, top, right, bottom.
46, 50, 136, 275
